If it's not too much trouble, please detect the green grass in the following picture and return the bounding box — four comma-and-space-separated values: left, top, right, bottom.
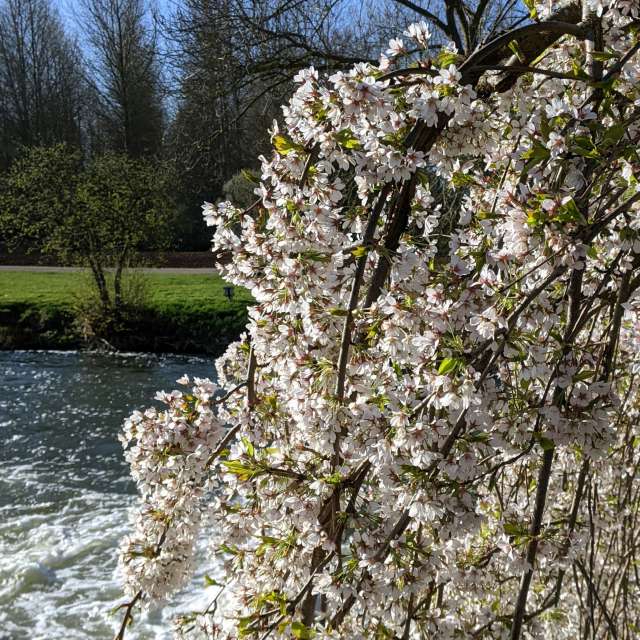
0, 270, 254, 353
0, 270, 252, 310
145, 272, 254, 311
0, 270, 87, 308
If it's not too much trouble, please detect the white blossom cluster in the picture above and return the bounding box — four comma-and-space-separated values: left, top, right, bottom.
119, 1, 640, 638
119, 377, 224, 602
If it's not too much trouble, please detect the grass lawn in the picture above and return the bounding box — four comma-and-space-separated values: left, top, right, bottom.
0, 270, 252, 312
0, 270, 253, 353
145, 272, 254, 312
0, 270, 89, 308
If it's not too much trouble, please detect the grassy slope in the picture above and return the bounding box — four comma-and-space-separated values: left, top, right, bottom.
0, 270, 253, 352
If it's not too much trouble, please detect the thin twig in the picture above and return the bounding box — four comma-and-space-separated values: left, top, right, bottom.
113, 591, 142, 640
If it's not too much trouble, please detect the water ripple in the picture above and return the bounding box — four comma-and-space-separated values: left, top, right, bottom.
0, 350, 217, 639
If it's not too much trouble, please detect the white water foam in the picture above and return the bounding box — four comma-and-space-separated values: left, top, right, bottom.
1, 351, 221, 640
0, 467, 220, 640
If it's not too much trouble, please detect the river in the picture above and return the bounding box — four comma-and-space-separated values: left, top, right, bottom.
0, 350, 219, 639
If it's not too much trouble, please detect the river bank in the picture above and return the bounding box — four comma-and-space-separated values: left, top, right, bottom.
0, 270, 251, 355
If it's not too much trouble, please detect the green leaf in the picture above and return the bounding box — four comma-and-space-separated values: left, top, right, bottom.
572, 369, 595, 382
539, 115, 551, 140
369, 393, 389, 410
601, 123, 626, 149
438, 357, 463, 376
297, 250, 330, 263
220, 543, 239, 555
328, 307, 349, 317
204, 574, 221, 587
451, 171, 479, 188
291, 621, 314, 639
508, 40, 526, 63
273, 134, 304, 156
436, 50, 462, 68
554, 198, 586, 225
335, 128, 361, 150
521, 140, 550, 174
526, 209, 544, 228
504, 522, 526, 537
572, 135, 599, 159
241, 436, 255, 457
570, 60, 591, 80
523, 0, 537, 19
351, 245, 368, 258
222, 460, 258, 480
323, 472, 344, 485
277, 621, 289, 634
238, 615, 257, 637
466, 429, 490, 444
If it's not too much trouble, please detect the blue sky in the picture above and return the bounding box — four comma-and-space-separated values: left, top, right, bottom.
53, 0, 173, 39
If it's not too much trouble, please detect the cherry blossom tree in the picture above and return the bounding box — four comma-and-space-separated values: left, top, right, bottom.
115, 1, 640, 638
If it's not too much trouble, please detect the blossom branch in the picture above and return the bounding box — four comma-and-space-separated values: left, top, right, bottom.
113, 591, 142, 640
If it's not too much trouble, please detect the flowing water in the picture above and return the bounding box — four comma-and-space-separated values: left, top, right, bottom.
0, 350, 219, 640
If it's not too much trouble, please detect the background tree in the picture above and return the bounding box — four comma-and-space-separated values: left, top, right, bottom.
222, 169, 260, 209
82, 0, 164, 158
0, 145, 173, 314
162, 0, 279, 249
0, 0, 86, 168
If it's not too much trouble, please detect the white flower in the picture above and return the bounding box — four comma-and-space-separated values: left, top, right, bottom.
117, 12, 640, 639
545, 97, 567, 118
386, 38, 405, 58
405, 21, 432, 48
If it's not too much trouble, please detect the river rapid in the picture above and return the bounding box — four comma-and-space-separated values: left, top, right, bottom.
0, 350, 219, 639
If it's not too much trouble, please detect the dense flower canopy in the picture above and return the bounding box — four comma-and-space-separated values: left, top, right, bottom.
117, 1, 640, 638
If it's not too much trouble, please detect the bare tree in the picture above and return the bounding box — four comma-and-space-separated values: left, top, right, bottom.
0, 0, 85, 168
161, 0, 528, 248
166, 0, 529, 103
81, 0, 164, 158
163, 0, 285, 248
